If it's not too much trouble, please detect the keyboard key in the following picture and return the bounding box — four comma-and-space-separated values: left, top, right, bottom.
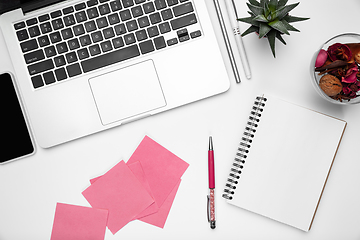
84, 20, 97, 32
123, 33, 135, 45
43, 71, 56, 85
158, 22, 171, 34
112, 37, 124, 48
138, 16, 150, 28
154, 36, 166, 50
63, 15, 76, 26
87, 0, 99, 7
55, 68, 67, 81
110, 0, 122, 11
31, 75, 44, 88
44, 46, 57, 57
89, 44, 101, 56
52, 18, 64, 30
103, 27, 115, 39
38, 35, 50, 47
75, 11, 88, 23
154, 0, 167, 10
167, 0, 179, 6
75, 2, 87, 10
87, 7, 99, 19
131, 5, 143, 17
26, 18, 38, 26
79, 35, 92, 46
108, 13, 120, 25
28, 59, 54, 75
28, 26, 41, 38
61, 28, 73, 40
20, 39, 38, 52
99, 3, 111, 15
143, 2, 155, 14
51, 10, 62, 18
167, 38, 178, 46
190, 30, 201, 38
139, 39, 154, 54
173, 2, 193, 17
122, 0, 134, 8
91, 31, 103, 43
67, 63, 82, 77
73, 24, 86, 36
100, 40, 113, 52
54, 55, 66, 67
24, 49, 45, 64
40, 22, 52, 34
149, 12, 161, 24
114, 23, 126, 35
39, 14, 50, 22
56, 42, 69, 54
135, 0, 146, 3
81, 45, 140, 73
63, 6, 74, 15
14, 22, 26, 30
170, 13, 197, 30
96, 17, 109, 28
68, 38, 80, 50
65, 52, 78, 63
49, 32, 62, 43
119, 9, 131, 21
126, 20, 138, 32
147, 26, 159, 37
135, 29, 147, 41
161, 9, 173, 20
77, 48, 90, 60
16, 29, 29, 41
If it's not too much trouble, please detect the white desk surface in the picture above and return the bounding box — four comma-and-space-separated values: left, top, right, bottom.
1, 0, 360, 239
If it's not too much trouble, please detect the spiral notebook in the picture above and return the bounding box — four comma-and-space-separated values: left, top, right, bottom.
222, 94, 346, 231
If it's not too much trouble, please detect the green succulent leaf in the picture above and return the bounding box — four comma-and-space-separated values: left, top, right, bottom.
253, 14, 269, 22
282, 20, 299, 32
277, 2, 300, 19
266, 30, 277, 57
249, 0, 261, 7
283, 15, 310, 23
268, 0, 277, 11
258, 22, 272, 38
241, 25, 259, 37
278, 0, 288, 7
268, 18, 290, 35
247, 3, 264, 15
276, 32, 286, 45
237, 16, 260, 27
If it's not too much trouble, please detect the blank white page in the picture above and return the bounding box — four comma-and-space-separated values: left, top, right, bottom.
227, 95, 346, 231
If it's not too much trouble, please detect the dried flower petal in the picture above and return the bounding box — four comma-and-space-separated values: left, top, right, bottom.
315, 49, 328, 68
328, 43, 352, 62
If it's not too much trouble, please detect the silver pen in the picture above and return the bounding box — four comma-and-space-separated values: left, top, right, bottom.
213, 0, 241, 83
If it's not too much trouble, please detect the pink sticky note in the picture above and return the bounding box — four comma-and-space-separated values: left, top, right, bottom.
90, 161, 159, 219
82, 160, 154, 234
139, 179, 181, 228
50, 203, 108, 240
127, 136, 189, 208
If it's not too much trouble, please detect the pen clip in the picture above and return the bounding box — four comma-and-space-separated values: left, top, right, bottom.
207, 195, 210, 222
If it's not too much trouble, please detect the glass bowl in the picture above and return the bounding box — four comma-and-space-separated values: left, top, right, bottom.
310, 33, 360, 105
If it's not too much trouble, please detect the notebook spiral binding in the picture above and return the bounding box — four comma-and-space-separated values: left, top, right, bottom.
222, 96, 267, 200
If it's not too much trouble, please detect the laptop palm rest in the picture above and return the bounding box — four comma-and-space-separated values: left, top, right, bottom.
89, 60, 166, 125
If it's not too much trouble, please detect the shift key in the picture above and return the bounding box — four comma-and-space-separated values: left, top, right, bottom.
28, 59, 54, 75
170, 13, 197, 30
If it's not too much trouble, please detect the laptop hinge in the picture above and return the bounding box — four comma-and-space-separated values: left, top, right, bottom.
21, 0, 66, 14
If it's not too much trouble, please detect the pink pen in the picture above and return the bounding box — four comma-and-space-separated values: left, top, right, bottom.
207, 136, 216, 229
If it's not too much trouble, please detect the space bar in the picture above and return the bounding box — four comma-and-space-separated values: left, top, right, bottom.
81, 45, 140, 73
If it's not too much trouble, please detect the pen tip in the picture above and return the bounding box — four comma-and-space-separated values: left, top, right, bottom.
209, 136, 213, 150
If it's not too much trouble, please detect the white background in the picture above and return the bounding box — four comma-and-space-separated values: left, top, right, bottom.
1, 0, 360, 239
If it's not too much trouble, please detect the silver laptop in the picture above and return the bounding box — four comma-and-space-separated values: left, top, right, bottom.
0, 0, 229, 148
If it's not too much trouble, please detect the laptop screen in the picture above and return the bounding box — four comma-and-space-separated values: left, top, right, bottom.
0, 0, 65, 14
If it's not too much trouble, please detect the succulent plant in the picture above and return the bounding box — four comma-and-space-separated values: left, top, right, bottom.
238, 0, 309, 57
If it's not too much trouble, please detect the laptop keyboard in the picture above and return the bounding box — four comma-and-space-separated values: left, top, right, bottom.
14, 0, 202, 89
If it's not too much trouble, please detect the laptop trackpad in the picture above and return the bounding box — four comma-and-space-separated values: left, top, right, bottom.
89, 60, 166, 125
